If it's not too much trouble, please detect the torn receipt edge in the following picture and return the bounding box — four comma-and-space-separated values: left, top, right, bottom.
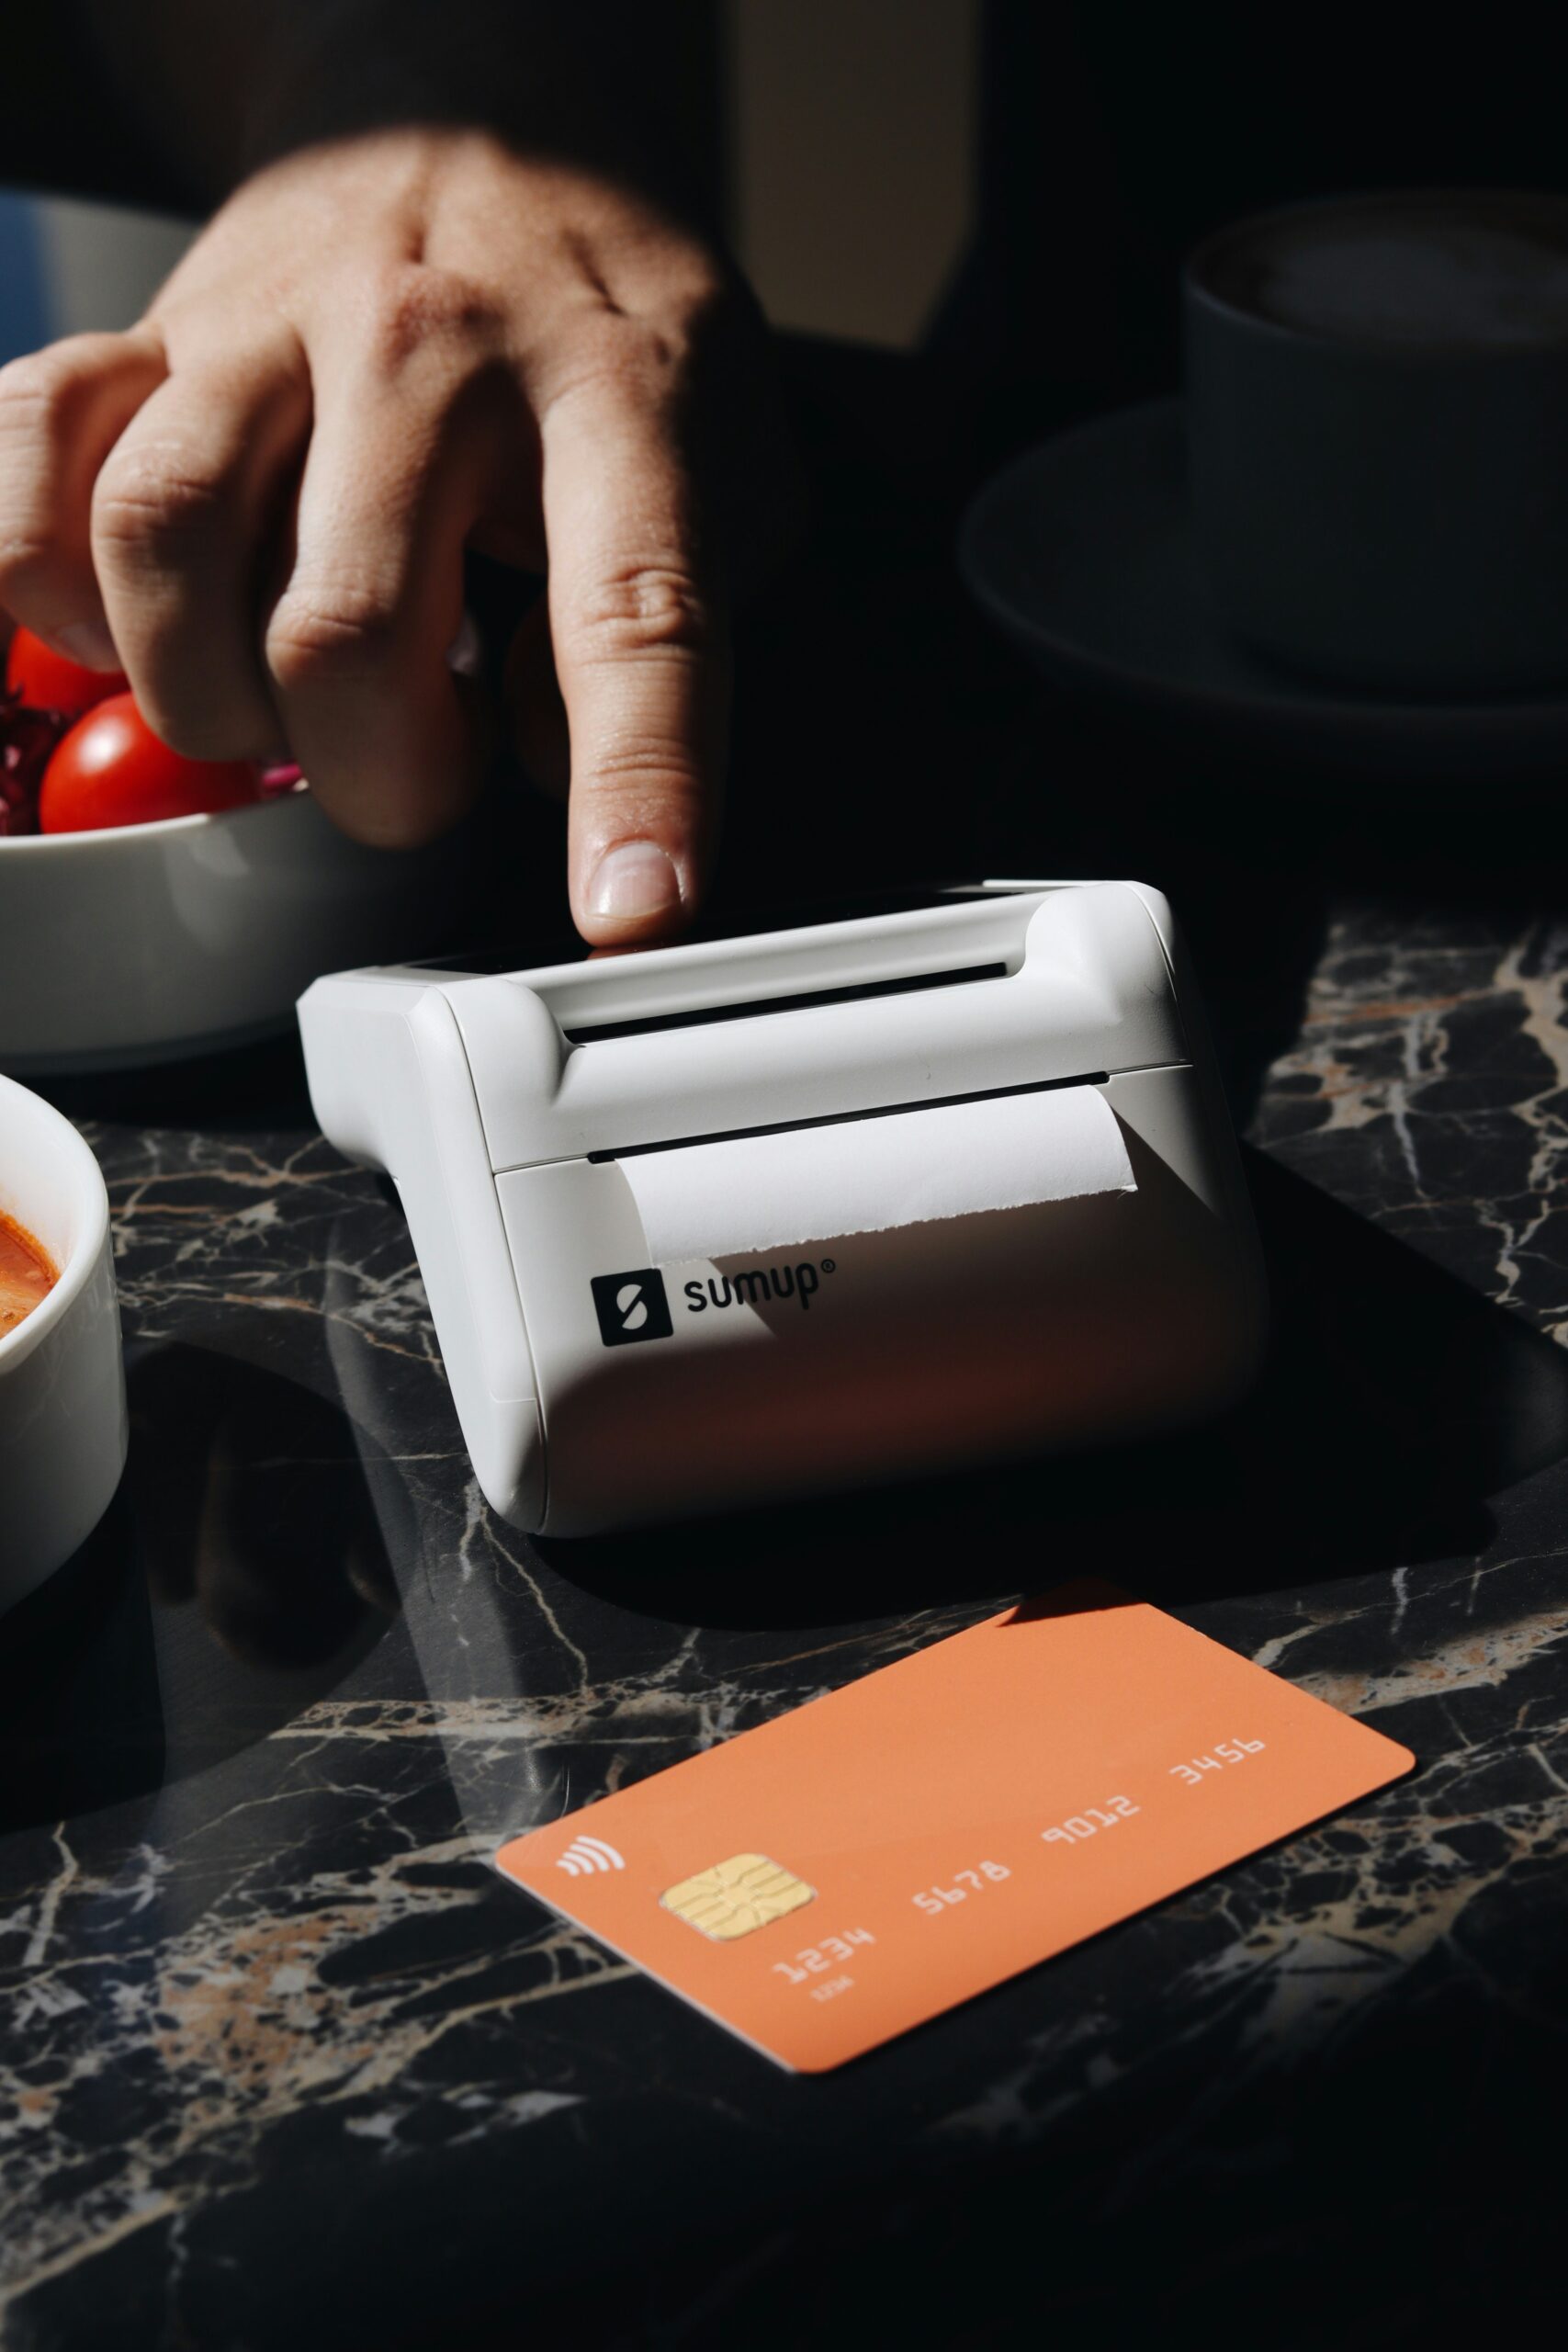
618, 1083, 1135, 1262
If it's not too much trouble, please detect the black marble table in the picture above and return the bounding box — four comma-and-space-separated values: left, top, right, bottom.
4, 424, 1568, 2346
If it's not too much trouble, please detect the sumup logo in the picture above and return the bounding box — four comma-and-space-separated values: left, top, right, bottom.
683, 1258, 837, 1314
591, 1258, 838, 1346
590, 1267, 673, 1347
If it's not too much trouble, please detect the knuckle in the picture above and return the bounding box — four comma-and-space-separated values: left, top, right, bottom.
544, 314, 688, 416
363, 260, 502, 378
592, 766, 702, 817
575, 740, 706, 832
572, 561, 709, 663
265, 583, 401, 691
573, 729, 709, 842
92, 452, 229, 561
608, 316, 681, 381
0, 347, 80, 441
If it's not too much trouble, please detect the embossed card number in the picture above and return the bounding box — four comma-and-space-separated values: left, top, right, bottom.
495, 1582, 1413, 2072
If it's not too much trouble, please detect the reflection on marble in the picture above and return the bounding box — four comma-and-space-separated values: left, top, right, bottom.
2, 902, 1567, 2348
1253, 902, 1568, 1331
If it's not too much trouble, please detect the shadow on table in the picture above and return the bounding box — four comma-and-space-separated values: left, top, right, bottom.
0, 1350, 396, 1835
6, 1143, 1566, 1832
547, 1148, 1568, 1627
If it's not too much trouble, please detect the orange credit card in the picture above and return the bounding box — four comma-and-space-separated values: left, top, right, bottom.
495, 1582, 1413, 2072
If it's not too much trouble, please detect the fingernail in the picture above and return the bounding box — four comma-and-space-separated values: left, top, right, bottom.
588, 841, 682, 922
54, 620, 121, 673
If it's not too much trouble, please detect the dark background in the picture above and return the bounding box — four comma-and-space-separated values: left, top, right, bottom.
5, 11, 1568, 2347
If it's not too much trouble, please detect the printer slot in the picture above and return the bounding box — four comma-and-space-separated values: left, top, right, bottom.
564, 959, 1008, 1046
588, 1069, 1114, 1163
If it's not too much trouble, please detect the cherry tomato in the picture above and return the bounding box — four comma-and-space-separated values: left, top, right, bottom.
39, 695, 262, 833
5, 626, 127, 716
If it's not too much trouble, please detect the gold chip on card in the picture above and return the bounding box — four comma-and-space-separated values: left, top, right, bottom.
660, 1853, 816, 1940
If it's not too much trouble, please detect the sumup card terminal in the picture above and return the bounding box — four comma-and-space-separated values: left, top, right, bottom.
299, 881, 1264, 1532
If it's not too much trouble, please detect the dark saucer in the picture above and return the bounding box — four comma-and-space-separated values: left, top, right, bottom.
960, 397, 1568, 785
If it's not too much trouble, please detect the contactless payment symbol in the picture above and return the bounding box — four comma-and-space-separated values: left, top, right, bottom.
592, 1267, 673, 1348
556, 1834, 625, 1877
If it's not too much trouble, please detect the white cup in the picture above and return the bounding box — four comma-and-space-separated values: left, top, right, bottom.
0, 1075, 127, 1610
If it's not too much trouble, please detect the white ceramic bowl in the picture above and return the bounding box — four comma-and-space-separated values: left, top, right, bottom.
0, 788, 462, 1072
0, 1074, 127, 1609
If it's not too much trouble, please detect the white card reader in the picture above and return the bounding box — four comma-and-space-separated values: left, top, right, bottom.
298, 881, 1265, 1533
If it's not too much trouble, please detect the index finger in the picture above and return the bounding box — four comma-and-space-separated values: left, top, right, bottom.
539, 374, 728, 944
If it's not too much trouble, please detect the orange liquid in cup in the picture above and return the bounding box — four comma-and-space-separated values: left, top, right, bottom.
0, 1211, 56, 1337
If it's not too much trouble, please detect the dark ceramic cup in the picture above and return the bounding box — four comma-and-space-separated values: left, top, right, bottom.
1184, 188, 1568, 698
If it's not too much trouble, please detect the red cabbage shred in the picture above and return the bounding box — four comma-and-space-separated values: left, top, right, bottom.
0, 688, 70, 836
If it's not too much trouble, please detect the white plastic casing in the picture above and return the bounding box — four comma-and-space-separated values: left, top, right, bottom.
298, 883, 1265, 1533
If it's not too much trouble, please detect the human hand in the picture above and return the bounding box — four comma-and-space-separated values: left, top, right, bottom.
0, 133, 802, 941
